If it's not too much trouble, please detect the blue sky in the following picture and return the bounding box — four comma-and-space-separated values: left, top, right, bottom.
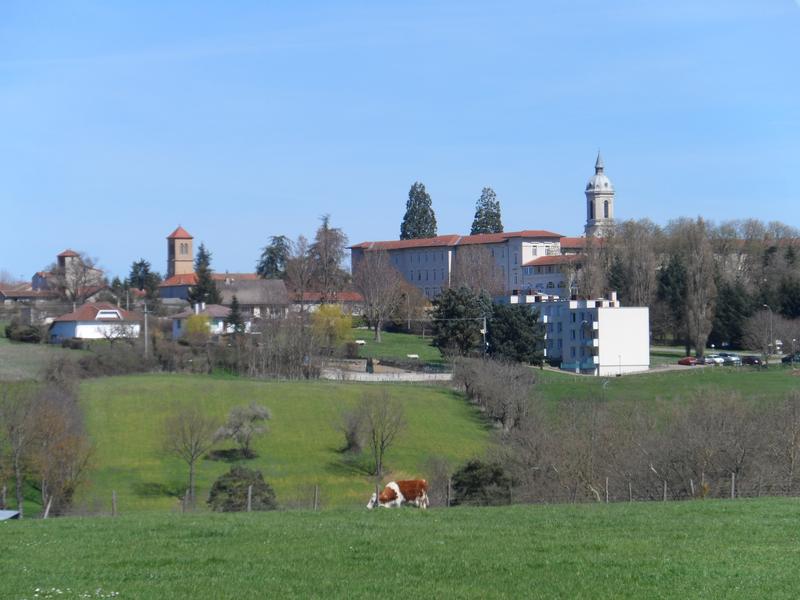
1, 1, 799, 279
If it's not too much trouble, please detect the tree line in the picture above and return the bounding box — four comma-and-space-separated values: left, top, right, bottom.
574, 218, 800, 357
445, 357, 800, 506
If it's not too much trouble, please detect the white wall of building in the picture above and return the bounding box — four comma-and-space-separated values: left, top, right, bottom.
50, 320, 140, 342
596, 307, 650, 376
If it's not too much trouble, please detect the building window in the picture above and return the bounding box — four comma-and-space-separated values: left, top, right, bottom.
571, 313, 576, 323
604, 200, 609, 219
546, 282, 555, 288
514, 253, 518, 265
571, 330, 576, 340
571, 347, 576, 358
418, 272, 421, 281
514, 274, 518, 284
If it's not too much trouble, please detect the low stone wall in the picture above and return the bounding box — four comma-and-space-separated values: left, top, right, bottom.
320, 369, 452, 383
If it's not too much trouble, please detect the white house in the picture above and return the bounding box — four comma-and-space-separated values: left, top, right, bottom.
171, 303, 252, 340
508, 291, 650, 376
49, 302, 141, 343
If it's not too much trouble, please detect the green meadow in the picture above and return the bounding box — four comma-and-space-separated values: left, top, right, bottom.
61, 375, 489, 516
3, 498, 800, 599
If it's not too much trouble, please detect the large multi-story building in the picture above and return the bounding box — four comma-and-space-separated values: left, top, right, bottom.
350, 229, 571, 299
507, 291, 650, 376
350, 154, 615, 298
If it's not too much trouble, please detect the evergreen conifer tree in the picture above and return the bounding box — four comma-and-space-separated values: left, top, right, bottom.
188, 243, 222, 305
226, 294, 245, 335
400, 182, 437, 240
470, 187, 503, 235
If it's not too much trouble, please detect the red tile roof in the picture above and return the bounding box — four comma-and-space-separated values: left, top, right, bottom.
160, 273, 198, 287
53, 302, 140, 323
351, 230, 563, 251
167, 226, 193, 239
559, 236, 608, 249
57, 249, 80, 258
523, 254, 581, 267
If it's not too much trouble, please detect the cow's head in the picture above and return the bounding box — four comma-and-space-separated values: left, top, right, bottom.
366, 492, 378, 510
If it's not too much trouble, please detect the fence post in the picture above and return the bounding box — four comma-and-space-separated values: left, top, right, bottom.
663, 481, 667, 502
730, 473, 735, 500
112, 490, 117, 517
247, 485, 253, 512
313, 484, 319, 511
605, 477, 609, 504
628, 481, 632, 503
690, 479, 695, 497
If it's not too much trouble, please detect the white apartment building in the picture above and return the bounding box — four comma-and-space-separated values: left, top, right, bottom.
508, 291, 650, 376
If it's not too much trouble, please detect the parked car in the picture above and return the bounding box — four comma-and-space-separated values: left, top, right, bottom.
782, 352, 800, 365
717, 352, 742, 366
742, 355, 763, 366
678, 356, 699, 366
702, 354, 725, 365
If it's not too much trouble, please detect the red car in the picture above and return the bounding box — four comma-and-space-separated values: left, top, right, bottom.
678, 356, 699, 366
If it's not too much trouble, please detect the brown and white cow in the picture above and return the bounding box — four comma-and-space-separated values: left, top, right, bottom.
366, 479, 429, 510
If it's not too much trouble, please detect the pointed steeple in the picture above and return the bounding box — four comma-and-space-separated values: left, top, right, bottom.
595, 151, 604, 174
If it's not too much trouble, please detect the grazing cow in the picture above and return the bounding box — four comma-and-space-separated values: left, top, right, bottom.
366, 479, 429, 510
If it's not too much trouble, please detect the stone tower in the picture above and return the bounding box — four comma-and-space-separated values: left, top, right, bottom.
584, 152, 615, 237
166, 226, 194, 278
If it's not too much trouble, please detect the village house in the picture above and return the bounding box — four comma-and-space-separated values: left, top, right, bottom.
48, 302, 141, 343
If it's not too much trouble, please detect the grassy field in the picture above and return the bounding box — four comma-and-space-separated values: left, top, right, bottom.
0, 336, 83, 381
58, 375, 488, 516
346, 328, 443, 363
3, 498, 800, 599
536, 364, 800, 402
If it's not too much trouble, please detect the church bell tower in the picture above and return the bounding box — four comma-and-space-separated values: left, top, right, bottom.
584, 152, 615, 237
166, 226, 194, 278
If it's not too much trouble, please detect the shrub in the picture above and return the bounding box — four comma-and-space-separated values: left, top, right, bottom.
207, 466, 277, 512
451, 459, 513, 506
343, 342, 360, 359
5, 321, 42, 343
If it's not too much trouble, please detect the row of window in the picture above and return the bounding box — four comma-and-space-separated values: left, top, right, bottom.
395, 251, 447, 265
410, 269, 447, 282
523, 265, 561, 275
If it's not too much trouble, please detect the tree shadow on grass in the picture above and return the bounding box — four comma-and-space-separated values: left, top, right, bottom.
204, 448, 255, 462
131, 482, 183, 498
325, 453, 375, 477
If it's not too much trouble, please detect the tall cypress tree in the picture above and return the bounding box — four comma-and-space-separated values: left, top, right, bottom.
400, 182, 437, 240
470, 187, 503, 235
188, 243, 222, 305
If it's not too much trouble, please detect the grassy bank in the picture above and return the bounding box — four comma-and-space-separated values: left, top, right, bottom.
67, 374, 488, 515
2, 498, 800, 599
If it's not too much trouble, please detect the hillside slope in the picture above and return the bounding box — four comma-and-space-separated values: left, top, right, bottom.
73, 374, 488, 513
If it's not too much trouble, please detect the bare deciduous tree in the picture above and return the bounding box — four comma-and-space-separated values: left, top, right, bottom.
30, 387, 92, 517
285, 236, 314, 315
215, 403, 271, 459
47, 251, 103, 303
352, 250, 405, 342
0, 386, 38, 518
671, 218, 717, 357
450, 245, 506, 296
163, 404, 218, 507
357, 390, 406, 478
